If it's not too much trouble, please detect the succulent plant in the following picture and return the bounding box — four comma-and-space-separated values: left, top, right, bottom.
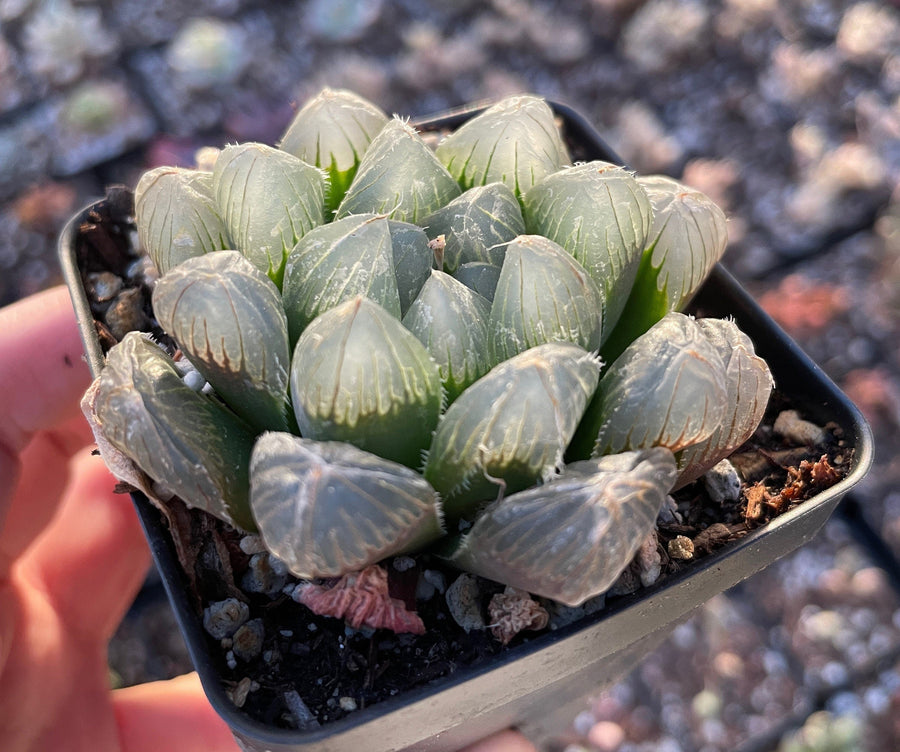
85, 89, 773, 624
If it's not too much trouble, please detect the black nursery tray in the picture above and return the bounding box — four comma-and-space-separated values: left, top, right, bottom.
59, 102, 874, 752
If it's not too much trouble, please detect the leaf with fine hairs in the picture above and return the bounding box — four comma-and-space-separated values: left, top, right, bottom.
92, 332, 257, 531
134, 166, 230, 275
250, 433, 443, 579
435, 95, 570, 197
278, 87, 388, 214
423, 342, 601, 523
213, 141, 326, 286
523, 161, 652, 338
571, 312, 728, 460
336, 118, 460, 224
152, 251, 292, 433
447, 447, 677, 606
675, 317, 773, 488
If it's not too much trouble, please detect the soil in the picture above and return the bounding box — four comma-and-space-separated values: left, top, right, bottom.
70, 186, 854, 731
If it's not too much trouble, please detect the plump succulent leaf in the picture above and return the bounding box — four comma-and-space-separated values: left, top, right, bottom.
92, 332, 257, 531
388, 220, 434, 316
134, 166, 230, 275
278, 87, 389, 214
336, 118, 461, 223
213, 142, 326, 286
423, 342, 601, 523
250, 433, 444, 579
290, 296, 443, 469
675, 318, 774, 488
571, 312, 728, 460
152, 251, 292, 433
423, 182, 525, 273
402, 270, 493, 404
603, 175, 729, 360
453, 262, 501, 302
523, 161, 652, 338
490, 234, 604, 362
282, 213, 401, 342
446, 447, 677, 606
435, 95, 570, 197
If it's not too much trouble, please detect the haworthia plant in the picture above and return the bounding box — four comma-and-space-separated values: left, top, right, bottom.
602, 174, 729, 360
388, 220, 434, 316
91, 332, 257, 531
489, 234, 604, 362
571, 312, 729, 460
423, 342, 601, 522
250, 433, 444, 579
152, 251, 292, 434
278, 87, 389, 214
435, 94, 570, 197
281, 213, 401, 342
402, 270, 493, 404
213, 141, 326, 287
336, 118, 461, 223
290, 296, 443, 469
675, 318, 774, 488
453, 261, 501, 302
86, 88, 775, 621
523, 161, 652, 338
423, 182, 525, 272
446, 447, 677, 606
134, 166, 230, 275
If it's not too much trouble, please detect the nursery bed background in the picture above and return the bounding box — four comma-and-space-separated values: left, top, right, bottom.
2, 1, 899, 749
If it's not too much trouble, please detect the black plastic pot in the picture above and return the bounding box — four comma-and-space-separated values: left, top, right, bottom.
59, 102, 874, 752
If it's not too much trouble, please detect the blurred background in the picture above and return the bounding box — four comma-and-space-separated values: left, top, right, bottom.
2, 0, 899, 749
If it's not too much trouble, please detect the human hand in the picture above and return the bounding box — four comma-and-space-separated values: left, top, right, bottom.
0, 286, 536, 752
0, 286, 238, 752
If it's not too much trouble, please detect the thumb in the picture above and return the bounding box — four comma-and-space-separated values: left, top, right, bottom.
113, 673, 240, 752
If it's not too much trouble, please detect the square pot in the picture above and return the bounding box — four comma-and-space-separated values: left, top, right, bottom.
58, 102, 874, 752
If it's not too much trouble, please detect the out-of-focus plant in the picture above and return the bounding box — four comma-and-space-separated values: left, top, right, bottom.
85, 89, 773, 625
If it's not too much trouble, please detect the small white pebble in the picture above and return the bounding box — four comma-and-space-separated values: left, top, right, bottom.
657, 495, 683, 524
239, 535, 268, 555
392, 555, 416, 572
703, 459, 742, 503
774, 409, 827, 446
225, 650, 237, 670
445, 573, 487, 632
339, 696, 358, 712
183, 369, 206, 391
203, 598, 250, 640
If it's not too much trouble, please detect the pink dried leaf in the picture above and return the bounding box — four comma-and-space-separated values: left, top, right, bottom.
293, 565, 425, 635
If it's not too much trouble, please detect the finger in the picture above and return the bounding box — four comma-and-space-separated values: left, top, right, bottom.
0, 416, 98, 575
113, 673, 240, 752
24, 447, 150, 640
458, 730, 538, 752
0, 286, 92, 533
0, 285, 92, 453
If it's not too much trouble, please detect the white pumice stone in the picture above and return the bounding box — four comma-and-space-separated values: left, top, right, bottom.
203, 597, 250, 640
704, 459, 743, 503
